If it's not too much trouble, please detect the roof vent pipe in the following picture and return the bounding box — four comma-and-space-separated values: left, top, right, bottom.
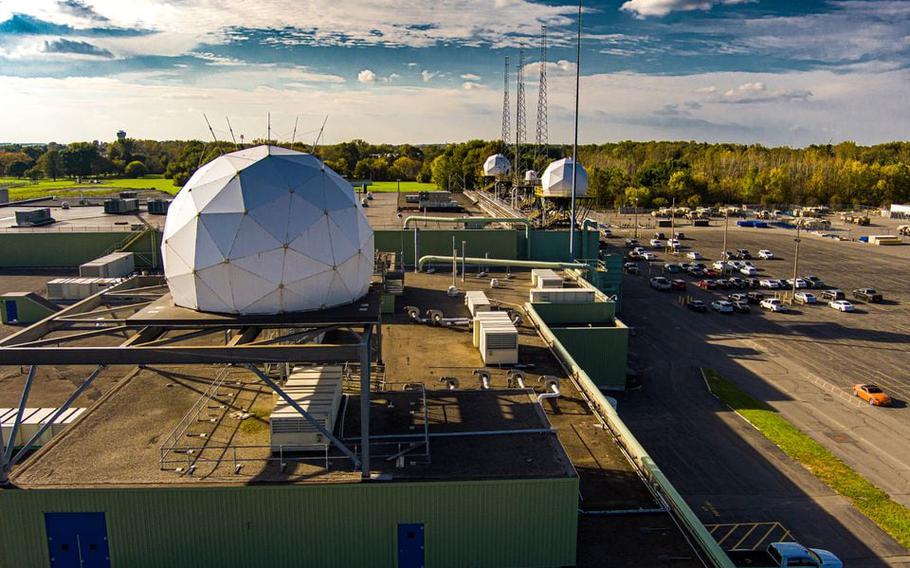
537, 376, 560, 404
508, 370, 526, 389
440, 376, 460, 390
474, 370, 491, 390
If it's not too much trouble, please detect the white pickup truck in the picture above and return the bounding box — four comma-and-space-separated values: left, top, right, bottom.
729, 542, 842, 568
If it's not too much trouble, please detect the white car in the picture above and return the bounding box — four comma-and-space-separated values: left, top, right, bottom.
640, 252, 657, 261
649, 276, 672, 291
786, 278, 809, 289
686, 251, 703, 260
600, 228, 613, 237
829, 299, 855, 312
730, 260, 745, 269
649, 239, 663, 248
794, 291, 817, 304
712, 260, 727, 271
739, 266, 757, 276
761, 298, 787, 312
758, 249, 774, 259
668, 238, 680, 248
711, 300, 734, 313
759, 279, 781, 289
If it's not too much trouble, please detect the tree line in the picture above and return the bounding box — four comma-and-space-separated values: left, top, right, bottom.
2, 138, 909, 208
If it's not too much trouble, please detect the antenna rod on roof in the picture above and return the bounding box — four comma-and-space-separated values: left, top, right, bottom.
267, 112, 271, 145
311, 115, 328, 154
291, 115, 299, 144
203, 113, 223, 156
225, 117, 237, 145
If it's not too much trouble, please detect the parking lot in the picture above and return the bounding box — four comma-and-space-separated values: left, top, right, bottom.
611, 222, 910, 566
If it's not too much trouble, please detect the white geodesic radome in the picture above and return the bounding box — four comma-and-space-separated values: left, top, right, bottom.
161, 145, 374, 314
482, 154, 511, 177
540, 158, 588, 198
524, 169, 538, 182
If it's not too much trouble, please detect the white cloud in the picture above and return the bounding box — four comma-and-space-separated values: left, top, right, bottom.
461, 73, 481, 81
358, 69, 376, 83
717, 81, 812, 104
462, 81, 483, 90
407, 62, 418, 67
620, 0, 754, 18
420, 69, 437, 82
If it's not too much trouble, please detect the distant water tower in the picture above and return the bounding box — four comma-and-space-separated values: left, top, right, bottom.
116, 130, 127, 140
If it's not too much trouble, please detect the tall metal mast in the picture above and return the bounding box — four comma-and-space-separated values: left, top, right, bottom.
501, 56, 511, 147
569, 0, 582, 258
535, 25, 549, 157
515, 49, 526, 187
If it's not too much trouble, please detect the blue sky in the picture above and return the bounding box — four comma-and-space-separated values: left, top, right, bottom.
1, 0, 908, 146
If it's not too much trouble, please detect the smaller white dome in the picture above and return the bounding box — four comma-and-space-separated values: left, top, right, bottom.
524, 169, 538, 181
483, 154, 511, 177
541, 158, 588, 198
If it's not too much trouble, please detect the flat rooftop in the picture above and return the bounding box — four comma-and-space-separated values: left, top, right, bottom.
0, 203, 165, 232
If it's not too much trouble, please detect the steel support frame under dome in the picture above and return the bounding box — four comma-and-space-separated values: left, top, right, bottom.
0, 276, 381, 484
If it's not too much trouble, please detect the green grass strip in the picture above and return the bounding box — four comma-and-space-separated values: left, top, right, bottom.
702, 368, 910, 549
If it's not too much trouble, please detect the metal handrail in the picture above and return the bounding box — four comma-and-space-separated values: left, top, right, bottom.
158, 365, 232, 465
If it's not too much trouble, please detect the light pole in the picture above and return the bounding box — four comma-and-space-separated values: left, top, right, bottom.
633, 198, 639, 239
721, 211, 729, 260
791, 223, 802, 300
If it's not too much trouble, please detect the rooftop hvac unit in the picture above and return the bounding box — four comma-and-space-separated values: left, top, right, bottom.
472, 311, 513, 347
104, 198, 140, 214
14, 208, 55, 227
0, 188, 8, 204
0, 408, 41, 446
480, 323, 519, 365
270, 366, 343, 451
465, 290, 491, 317
529, 288, 596, 304
79, 252, 135, 278
147, 199, 171, 215
531, 269, 563, 288
22, 408, 57, 447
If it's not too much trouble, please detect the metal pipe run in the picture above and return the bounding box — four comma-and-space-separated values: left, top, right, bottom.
418, 255, 586, 273
537, 376, 561, 404
578, 507, 668, 516
403, 216, 533, 257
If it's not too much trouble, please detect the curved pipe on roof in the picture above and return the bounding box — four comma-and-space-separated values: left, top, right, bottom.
537, 376, 560, 404
403, 216, 533, 257
417, 255, 586, 273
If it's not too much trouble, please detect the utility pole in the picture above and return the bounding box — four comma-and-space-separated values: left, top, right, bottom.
721, 211, 729, 259
569, 0, 582, 258
671, 197, 676, 238
633, 198, 639, 239
791, 223, 802, 300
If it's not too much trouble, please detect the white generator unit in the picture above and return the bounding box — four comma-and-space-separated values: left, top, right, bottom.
0, 407, 87, 447
465, 290, 492, 317
21, 408, 56, 447
269, 366, 343, 452
529, 288, 596, 304
531, 269, 564, 288
479, 322, 519, 365
50, 407, 86, 435
473, 310, 513, 348
47, 278, 121, 301
79, 252, 135, 278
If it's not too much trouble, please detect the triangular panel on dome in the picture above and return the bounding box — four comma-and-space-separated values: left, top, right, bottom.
189, 173, 240, 211
162, 241, 194, 278
237, 159, 293, 212
279, 285, 313, 312
193, 219, 229, 271
162, 190, 197, 241
227, 215, 283, 260
284, 192, 327, 243
199, 176, 246, 214
323, 269, 355, 308
323, 176, 357, 212
248, 191, 292, 244
164, 217, 199, 269
195, 263, 236, 311
198, 212, 244, 257
288, 215, 335, 267
232, 246, 286, 286
326, 212, 359, 264
284, 269, 336, 309
167, 271, 198, 310
335, 253, 370, 299
192, 155, 240, 184
238, 287, 285, 315
356, 214, 374, 250
225, 263, 281, 312
282, 248, 333, 286
193, 272, 235, 313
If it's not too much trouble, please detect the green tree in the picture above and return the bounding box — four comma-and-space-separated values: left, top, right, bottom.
38, 149, 64, 181
124, 160, 148, 178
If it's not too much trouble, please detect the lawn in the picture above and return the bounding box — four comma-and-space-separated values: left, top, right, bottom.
702, 368, 910, 548
1, 175, 180, 201
357, 180, 438, 193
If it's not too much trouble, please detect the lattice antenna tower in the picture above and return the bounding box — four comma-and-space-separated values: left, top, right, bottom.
501, 56, 511, 147
535, 25, 549, 156
515, 49, 526, 183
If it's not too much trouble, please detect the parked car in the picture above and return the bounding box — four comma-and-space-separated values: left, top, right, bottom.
704, 268, 720, 278
625, 239, 640, 248
649, 238, 663, 248
728, 277, 748, 289
747, 291, 766, 304
727, 542, 843, 568
668, 238, 681, 248
821, 289, 845, 301
696, 279, 717, 290
641, 251, 657, 261
732, 300, 751, 313
670, 279, 687, 290
759, 279, 781, 289
600, 227, 613, 237
715, 279, 733, 290
650, 276, 672, 291
712, 300, 734, 313
723, 250, 737, 260
663, 263, 682, 273
712, 260, 727, 271
687, 299, 707, 312
853, 288, 883, 302
729, 293, 748, 302
654, 232, 666, 240
737, 249, 752, 259
687, 267, 705, 277
794, 291, 817, 304
623, 262, 640, 275
853, 384, 892, 407
758, 249, 774, 259
686, 251, 703, 260
674, 232, 686, 240
785, 278, 809, 289
740, 266, 759, 276
761, 298, 787, 312
828, 299, 855, 312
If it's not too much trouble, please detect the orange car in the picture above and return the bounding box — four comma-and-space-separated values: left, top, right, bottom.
853, 384, 892, 406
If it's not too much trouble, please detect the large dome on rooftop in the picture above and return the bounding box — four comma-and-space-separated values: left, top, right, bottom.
541, 158, 588, 198
161, 145, 374, 315
483, 154, 511, 177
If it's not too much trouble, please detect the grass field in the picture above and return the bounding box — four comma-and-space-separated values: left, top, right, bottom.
1, 175, 180, 201
359, 180, 438, 193
703, 368, 910, 548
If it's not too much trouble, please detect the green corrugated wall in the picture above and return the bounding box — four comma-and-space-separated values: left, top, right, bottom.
530, 302, 616, 325
551, 326, 629, 390
0, 232, 160, 269
0, 477, 578, 568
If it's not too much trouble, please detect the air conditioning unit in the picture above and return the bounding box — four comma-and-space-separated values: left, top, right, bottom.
529, 288, 596, 304
270, 366, 343, 452
480, 323, 519, 365
465, 290, 491, 317
472, 311, 513, 347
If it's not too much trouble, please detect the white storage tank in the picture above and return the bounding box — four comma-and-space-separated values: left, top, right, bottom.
540, 158, 588, 198
529, 288, 596, 303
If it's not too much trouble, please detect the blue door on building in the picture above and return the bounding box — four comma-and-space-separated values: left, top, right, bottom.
4, 300, 17, 323
397, 523, 425, 568
45, 513, 110, 568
